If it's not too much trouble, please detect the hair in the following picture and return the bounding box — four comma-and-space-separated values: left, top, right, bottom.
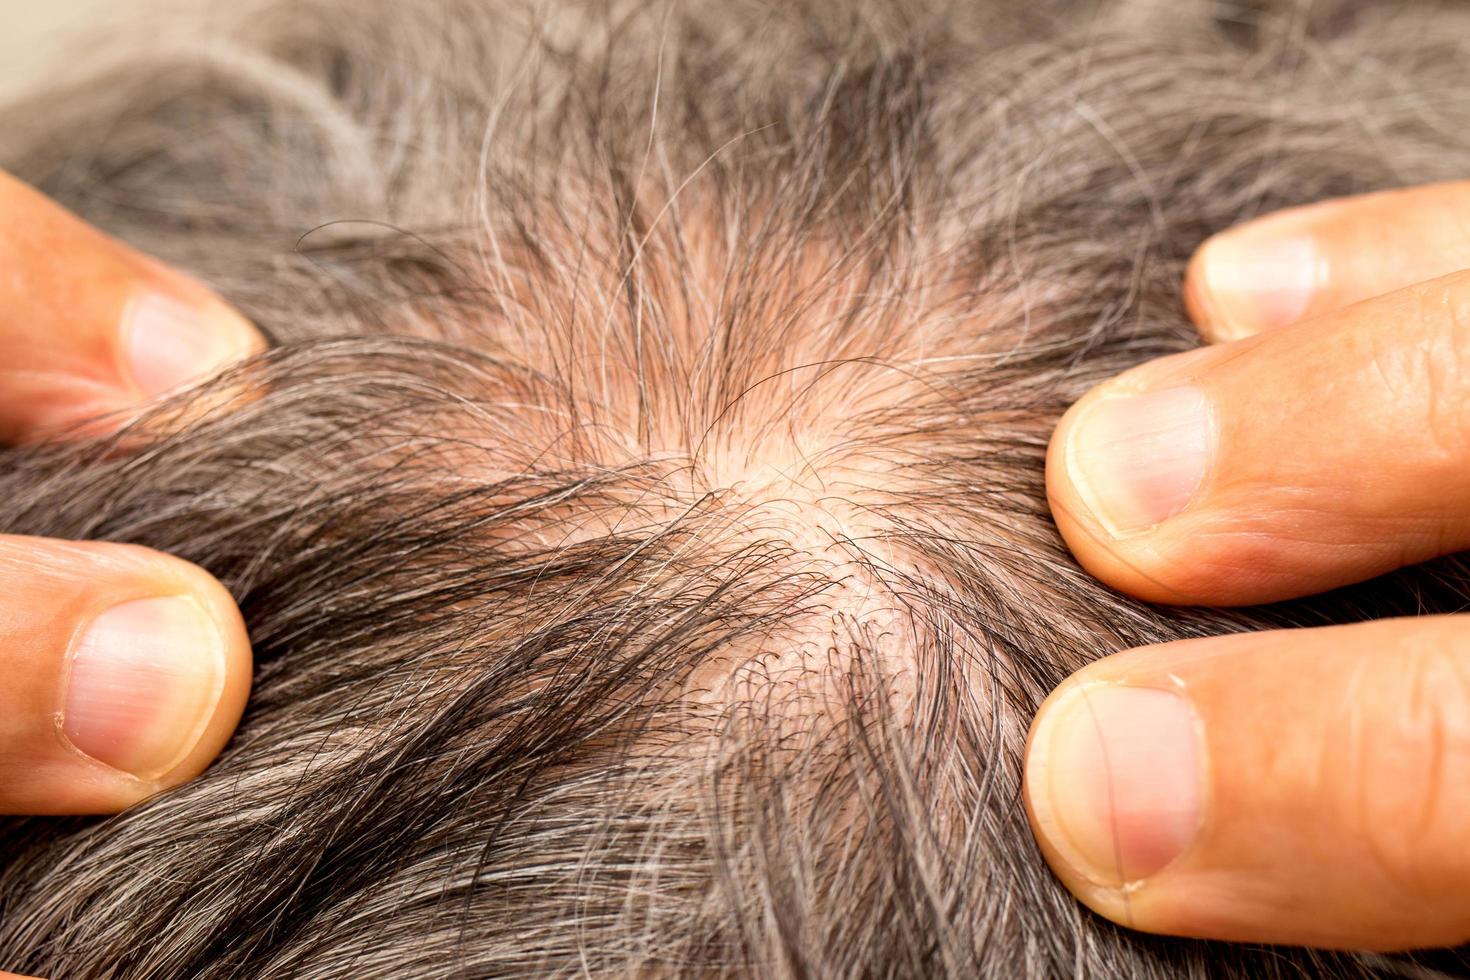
2, 0, 1470, 976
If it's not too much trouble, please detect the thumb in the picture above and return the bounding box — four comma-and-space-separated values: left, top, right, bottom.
0, 535, 251, 814
1024, 616, 1470, 951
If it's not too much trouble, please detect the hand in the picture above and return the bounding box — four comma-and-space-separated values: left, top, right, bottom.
0, 172, 255, 818
1028, 181, 1470, 951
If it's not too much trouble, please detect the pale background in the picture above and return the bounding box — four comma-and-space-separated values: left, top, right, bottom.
2, 1, 116, 96
1, 2, 221, 99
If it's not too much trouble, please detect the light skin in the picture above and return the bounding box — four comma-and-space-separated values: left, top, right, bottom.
0, 170, 258, 974
1028, 180, 1470, 950
0, 171, 258, 978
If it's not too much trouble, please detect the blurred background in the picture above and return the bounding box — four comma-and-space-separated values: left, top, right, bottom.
0, 2, 209, 99
2, 2, 111, 96
3, 3, 99, 95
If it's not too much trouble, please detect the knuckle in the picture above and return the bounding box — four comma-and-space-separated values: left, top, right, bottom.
1335, 632, 1470, 901
1400, 276, 1470, 459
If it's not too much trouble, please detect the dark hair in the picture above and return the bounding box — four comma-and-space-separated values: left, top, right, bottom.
4, 0, 1470, 976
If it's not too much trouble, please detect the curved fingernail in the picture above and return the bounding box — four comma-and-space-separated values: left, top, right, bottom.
61, 595, 228, 780
122, 291, 259, 398
1192, 231, 1324, 340
1065, 385, 1213, 536
1028, 684, 1204, 885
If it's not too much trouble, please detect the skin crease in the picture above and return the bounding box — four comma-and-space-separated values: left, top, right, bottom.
1030, 180, 1470, 950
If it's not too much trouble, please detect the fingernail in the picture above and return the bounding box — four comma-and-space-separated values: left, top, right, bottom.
122, 291, 259, 398
1030, 684, 1203, 885
62, 596, 227, 780
1065, 385, 1213, 535
1193, 231, 1324, 340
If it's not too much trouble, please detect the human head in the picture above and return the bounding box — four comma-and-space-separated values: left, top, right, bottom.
3, 1, 1470, 975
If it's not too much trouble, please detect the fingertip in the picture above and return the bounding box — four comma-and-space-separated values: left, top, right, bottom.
1045, 352, 1221, 604
120, 287, 264, 401
68, 550, 254, 793
154, 554, 253, 790
1185, 222, 1323, 343
0, 536, 252, 814
1024, 671, 1205, 925
0, 173, 265, 442
1028, 622, 1470, 950
1182, 243, 1238, 343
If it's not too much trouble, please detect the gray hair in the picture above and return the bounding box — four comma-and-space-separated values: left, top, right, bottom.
3, 0, 1470, 976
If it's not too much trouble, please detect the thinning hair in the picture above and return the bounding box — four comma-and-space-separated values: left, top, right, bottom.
3, 0, 1470, 976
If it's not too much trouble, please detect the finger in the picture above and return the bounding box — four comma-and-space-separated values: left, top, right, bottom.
0, 535, 251, 814
1025, 616, 1470, 951
1186, 181, 1470, 342
1049, 267, 1470, 605
0, 172, 263, 442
